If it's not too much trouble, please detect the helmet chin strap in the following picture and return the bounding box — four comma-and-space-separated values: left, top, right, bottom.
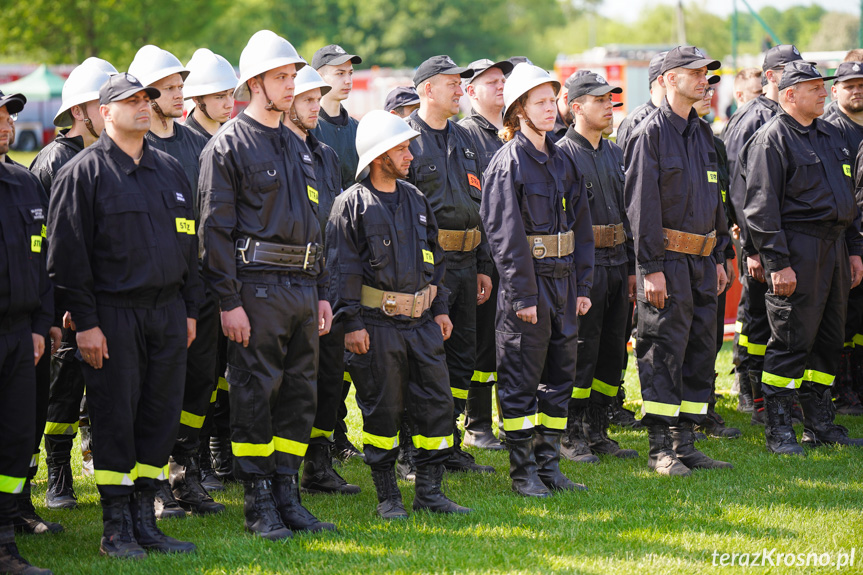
516, 102, 543, 138
258, 74, 285, 113
382, 153, 407, 179
289, 106, 309, 135
80, 106, 100, 139
150, 101, 169, 130
195, 97, 214, 122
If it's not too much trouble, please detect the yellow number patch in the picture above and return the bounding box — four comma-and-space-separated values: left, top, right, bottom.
307, 185, 319, 204
31, 236, 42, 253
175, 218, 195, 235
422, 249, 434, 264
707, 171, 718, 183
844, 164, 852, 177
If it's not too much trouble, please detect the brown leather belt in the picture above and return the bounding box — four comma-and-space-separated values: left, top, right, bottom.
527, 230, 575, 259
662, 228, 716, 256
438, 228, 481, 252
360, 285, 438, 318
593, 223, 626, 248
235, 238, 321, 269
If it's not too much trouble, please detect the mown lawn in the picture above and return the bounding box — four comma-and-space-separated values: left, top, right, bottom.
7, 150, 38, 167
14, 342, 863, 574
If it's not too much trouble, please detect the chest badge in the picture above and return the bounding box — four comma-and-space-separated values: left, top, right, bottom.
707, 171, 718, 183
467, 173, 481, 190
419, 214, 427, 225
174, 192, 186, 203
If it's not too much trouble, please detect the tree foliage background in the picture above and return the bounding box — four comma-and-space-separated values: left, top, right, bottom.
1, 1, 858, 70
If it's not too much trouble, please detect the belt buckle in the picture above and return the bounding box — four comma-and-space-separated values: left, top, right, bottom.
235, 237, 251, 264
412, 289, 425, 318
699, 232, 713, 256
303, 243, 314, 270
532, 237, 547, 259
557, 232, 562, 257
383, 294, 398, 316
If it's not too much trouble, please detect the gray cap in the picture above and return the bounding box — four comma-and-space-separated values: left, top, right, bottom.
465, 59, 514, 84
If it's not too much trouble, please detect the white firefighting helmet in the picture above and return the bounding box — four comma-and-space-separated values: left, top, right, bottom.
127, 45, 189, 88
183, 49, 238, 99
54, 61, 116, 127
503, 63, 560, 119
234, 30, 306, 102
355, 110, 420, 181
294, 65, 331, 98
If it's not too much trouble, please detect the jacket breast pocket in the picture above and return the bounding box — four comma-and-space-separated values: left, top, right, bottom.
246, 162, 281, 193
659, 155, 685, 198
98, 193, 156, 254
522, 180, 552, 228
17, 204, 46, 254
364, 223, 392, 270
788, 150, 822, 197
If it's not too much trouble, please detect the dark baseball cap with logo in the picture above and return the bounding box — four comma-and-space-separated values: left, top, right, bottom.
99, 73, 160, 105
0, 90, 26, 114
384, 86, 420, 112
413, 55, 473, 86
567, 73, 623, 107
648, 51, 669, 86
661, 45, 721, 75
834, 61, 863, 83
466, 59, 514, 84
761, 44, 803, 86
564, 70, 594, 92
312, 44, 362, 70
777, 60, 836, 91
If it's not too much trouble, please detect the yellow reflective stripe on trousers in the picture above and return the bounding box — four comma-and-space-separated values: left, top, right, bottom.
643, 401, 680, 417
502, 414, 536, 432
845, 341, 855, 348
536, 412, 567, 430
738, 334, 749, 349
363, 431, 399, 450
44, 421, 78, 436
210, 389, 218, 403
471, 371, 497, 383
451, 387, 469, 400
0, 475, 26, 494
571, 386, 591, 399
762, 371, 799, 389
310, 427, 334, 440
854, 333, 863, 347
273, 436, 308, 457
803, 369, 834, 386
412, 434, 454, 451
680, 401, 708, 415
734, 321, 742, 333
136, 462, 168, 480
591, 378, 619, 397
94, 468, 136, 486
343, 371, 352, 383
180, 410, 206, 429
747, 341, 766, 356
232, 440, 275, 457
29, 454, 39, 468
217, 377, 229, 392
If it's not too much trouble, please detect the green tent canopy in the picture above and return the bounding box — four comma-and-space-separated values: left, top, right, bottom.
0, 64, 65, 102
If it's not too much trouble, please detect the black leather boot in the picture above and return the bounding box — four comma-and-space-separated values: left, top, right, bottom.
14, 482, 63, 534
210, 435, 235, 482
396, 419, 417, 482
561, 404, 600, 463
507, 436, 550, 497
671, 422, 733, 469
272, 475, 336, 532
799, 385, 863, 447
534, 430, 586, 491
463, 386, 504, 450
697, 390, 743, 438
736, 369, 754, 413
98, 496, 147, 559
242, 478, 292, 540
583, 403, 638, 458
0, 521, 53, 573
646, 425, 691, 476
749, 371, 766, 425
301, 442, 361, 495
413, 464, 472, 514
443, 421, 495, 473
198, 440, 224, 492
608, 385, 644, 429
833, 350, 863, 416
169, 453, 225, 515
370, 466, 408, 519
332, 428, 364, 463
763, 395, 805, 455
153, 480, 186, 519
44, 435, 77, 510
129, 489, 196, 553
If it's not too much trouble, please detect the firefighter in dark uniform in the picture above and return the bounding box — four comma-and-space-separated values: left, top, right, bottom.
282, 65, 360, 496
624, 46, 732, 476
458, 58, 514, 452
556, 72, 639, 462
48, 73, 201, 558
722, 45, 803, 426
823, 61, 863, 414
0, 92, 54, 575
181, 48, 239, 492
328, 110, 472, 519
310, 44, 364, 462
482, 63, 594, 497
406, 55, 495, 474
198, 30, 335, 541
741, 61, 863, 455
31, 60, 116, 514
128, 44, 225, 519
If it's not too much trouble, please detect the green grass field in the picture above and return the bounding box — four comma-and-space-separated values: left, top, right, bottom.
13, 343, 863, 574
7, 150, 38, 166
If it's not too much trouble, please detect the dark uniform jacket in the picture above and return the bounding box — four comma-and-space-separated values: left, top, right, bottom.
624, 99, 730, 276
556, 127, 633, 273
306, 130, 342, 246
183, 112, 213, 140
47, 134, 202, 333
312, 105, 359, 190
615, 100, 656, 155
405, 111, 493, 275
741, 111, 863, 273
198, 112, 326, 312
146, 123, 208, 216
0, 162, 53, 336
481, 130, 594, 311
713, 135, 738, 262
823, 106, 863, 173
326, 179, 449, 333
30, 129, 84, 194
458, 109, 504, 170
